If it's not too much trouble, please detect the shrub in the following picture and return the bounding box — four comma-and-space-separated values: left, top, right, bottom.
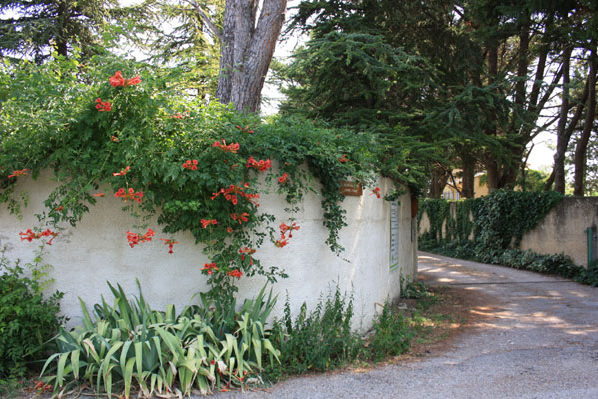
575, 260, 598, 286
401, 280, 432, 299
263, 287, 362, 380
41, 282, 279, 398
423, 240, 588, 282
367, 303, 413, 361
0, 254, 64, 379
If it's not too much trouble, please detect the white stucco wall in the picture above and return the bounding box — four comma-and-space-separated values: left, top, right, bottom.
0, 171, 416, 330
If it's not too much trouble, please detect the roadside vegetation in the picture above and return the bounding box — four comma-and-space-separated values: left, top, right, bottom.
1, 280, 463, 398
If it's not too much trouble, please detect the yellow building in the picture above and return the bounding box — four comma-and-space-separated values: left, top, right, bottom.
441, 172, 489, 200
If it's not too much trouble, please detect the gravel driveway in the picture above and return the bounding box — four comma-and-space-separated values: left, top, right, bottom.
212, 252, 598, 399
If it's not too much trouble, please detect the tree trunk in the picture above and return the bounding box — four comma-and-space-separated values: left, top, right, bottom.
461, 153, 475, 198
546, 71, 590, 191
574, 46, 597, 196
500, 144, 524, 189
486, 159, 498, 192
485, 44, 499, 191
55, 2, 70, 57
553, 47, 572, 193
429, 165, 449, 198
514, 18, 530, 109
551, 47, 595, 193
216, 0, 287, 113
485, 14, 559, 191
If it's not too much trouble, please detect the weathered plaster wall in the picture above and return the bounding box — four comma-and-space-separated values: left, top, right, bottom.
0, 172, 416, 329
520, 197, 598, 267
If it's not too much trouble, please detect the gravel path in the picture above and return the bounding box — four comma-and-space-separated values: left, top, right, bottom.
212, 252, 598, 399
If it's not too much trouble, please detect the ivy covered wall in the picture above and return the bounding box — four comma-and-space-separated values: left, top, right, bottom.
417, 191, 598, 285
418, 191, 563, 251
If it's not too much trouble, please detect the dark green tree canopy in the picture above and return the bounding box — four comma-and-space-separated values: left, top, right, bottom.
0, 0, 114, 62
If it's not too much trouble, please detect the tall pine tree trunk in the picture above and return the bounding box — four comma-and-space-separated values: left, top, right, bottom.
574, 45, 597, 196
485, 44, 499, 191
553, 47, 572, 193
461, 153, 475, 198
216, 0, 287, 113
548, 48, 590, 193
429, 165, 449, 198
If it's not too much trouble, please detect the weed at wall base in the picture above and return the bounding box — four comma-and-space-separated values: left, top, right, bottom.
367, 303, 413, 362
263, 287, 363, 380
263, 285, 421, 382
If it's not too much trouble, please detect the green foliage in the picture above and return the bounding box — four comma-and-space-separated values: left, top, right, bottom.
0, 54, 380, 299
400, 280, 432, 300
366, 303, 412, 362
0, 253, 64, 379
453, 198, 477, 242
494, 249, 580, 277
281, 0, 520, 193
263, 283, 433, 380
280, 31, 430, 126
0, 0, 114, 62
576, 259, 598, 286
263, 287, 362, 379
416, 191, 598, 282
420, 239, 478, 261
473, 190, 564, 251
417, 199, 451, 243
419, 190, 563, 251
424, 241, 589, 282
287, 0, 598, 193
42, 281, 280, 397
517, 169, 550, 192
140, 0, 223, 100
182, 283, 278, 341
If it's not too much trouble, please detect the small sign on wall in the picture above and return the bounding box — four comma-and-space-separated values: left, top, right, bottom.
389, 201, 399, 272
339, 180, 363, 196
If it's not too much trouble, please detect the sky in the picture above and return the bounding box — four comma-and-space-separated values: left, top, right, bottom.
528, 133, 555, 171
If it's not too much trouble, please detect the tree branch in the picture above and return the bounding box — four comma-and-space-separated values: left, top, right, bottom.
187, 0, 222, 42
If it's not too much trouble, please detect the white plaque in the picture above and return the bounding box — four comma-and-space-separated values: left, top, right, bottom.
389, 201, 399, 272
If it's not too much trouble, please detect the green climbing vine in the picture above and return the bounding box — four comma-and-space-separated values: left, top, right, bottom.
473, 190, 563, 250
417, 199, 450, 243
0, 54, 384, 301
416, 191, 598, 284
418, 191, 563, 251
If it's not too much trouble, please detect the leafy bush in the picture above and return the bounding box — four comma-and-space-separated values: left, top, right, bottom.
0, 56, 384, 302
0, 254, 64, 379
263, 284, 433, 380
41, 282, 279, 397
401, 280, 432, 299
423, 239, 587, 281
263, 287, 362, 380
366, 303, 413, 361
576, 260, 598, 286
